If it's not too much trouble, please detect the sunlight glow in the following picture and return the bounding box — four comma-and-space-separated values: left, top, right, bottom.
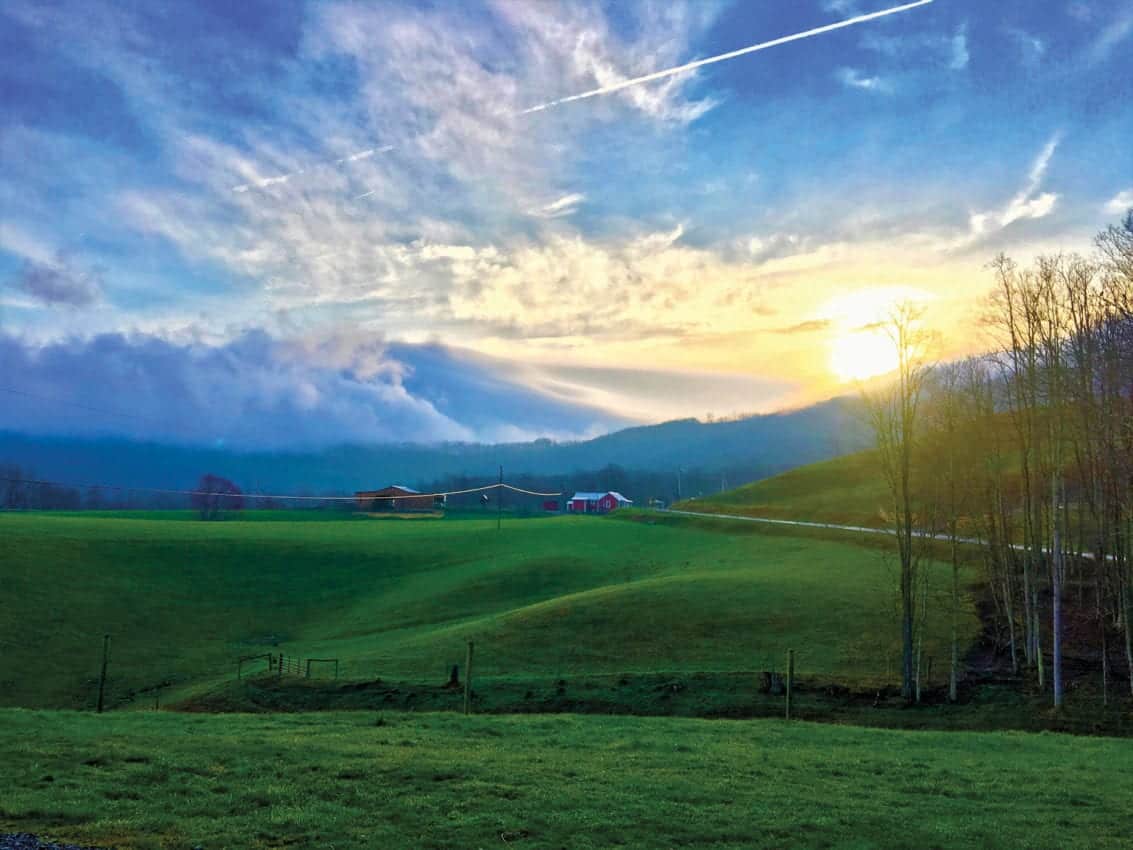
830, 329, 899, 382
822, 286, 933, 383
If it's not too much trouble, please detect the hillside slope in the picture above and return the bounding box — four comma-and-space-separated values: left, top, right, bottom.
678, 450, 889, 528
0, 511, 971, 709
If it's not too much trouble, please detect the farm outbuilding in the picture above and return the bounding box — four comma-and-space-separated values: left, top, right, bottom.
354, 485, 442, 512
567, 491, 632, 514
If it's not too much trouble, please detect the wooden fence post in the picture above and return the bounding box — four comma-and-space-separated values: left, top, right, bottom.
785, 648, 795, 721
96, 634, 110, 714
463, 641, 474, 715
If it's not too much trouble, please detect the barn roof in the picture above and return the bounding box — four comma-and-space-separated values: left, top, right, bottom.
569, 491, 631, 502
355, 484, 423, 497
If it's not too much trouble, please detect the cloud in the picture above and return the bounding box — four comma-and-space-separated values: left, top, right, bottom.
1088, 9, 1133, 64
1105, 189, 1133, 215
498, 1, 720, 124
835, 67, 892, 92
528, 193, 586, 218
1006, 27, 1045, 66
949, 24, 970, 70
5, 255, 101, 307
519, 362, 796, 422
0, 331, 629, 448
860, 22, 969, 71
518, 1, 932, 116
774, 319, 833, 334
968, 133, 1062, 239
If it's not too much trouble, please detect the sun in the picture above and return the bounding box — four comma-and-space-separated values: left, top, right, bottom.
820, 286, 932, 384
829, 328, 898, 382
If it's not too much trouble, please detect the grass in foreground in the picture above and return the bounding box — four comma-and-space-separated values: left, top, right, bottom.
3, 709, 1132, 850
0, 512, 978, 709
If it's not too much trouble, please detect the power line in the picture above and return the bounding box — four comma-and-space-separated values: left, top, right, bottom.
0, 476, 561, 502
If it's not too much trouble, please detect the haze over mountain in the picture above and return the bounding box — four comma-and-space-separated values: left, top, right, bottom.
0, 396, 866, 497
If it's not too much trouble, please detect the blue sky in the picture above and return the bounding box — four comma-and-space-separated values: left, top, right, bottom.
1, 0, 1131, 446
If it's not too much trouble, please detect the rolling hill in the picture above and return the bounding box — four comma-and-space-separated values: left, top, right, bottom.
0, 510, 972, 711
677, 449, 889, 527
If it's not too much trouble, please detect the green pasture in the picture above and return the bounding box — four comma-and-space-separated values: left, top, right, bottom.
0, 511, 977, 709
3, 709, 1131, 850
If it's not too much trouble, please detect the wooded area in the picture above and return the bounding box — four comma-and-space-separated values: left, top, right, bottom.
867, 211, 1133, 706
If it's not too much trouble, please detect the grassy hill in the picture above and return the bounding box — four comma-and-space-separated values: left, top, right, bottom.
678, 450, 890, 527
0, 511, 975, 710
4, 709, 1133, 850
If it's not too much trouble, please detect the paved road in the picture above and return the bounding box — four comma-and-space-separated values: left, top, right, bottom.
663, 508, 1109, 561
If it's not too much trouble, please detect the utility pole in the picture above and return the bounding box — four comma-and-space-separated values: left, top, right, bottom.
497, 465, 503, 531
463, 640, 474, 715
96, 634, 110, 714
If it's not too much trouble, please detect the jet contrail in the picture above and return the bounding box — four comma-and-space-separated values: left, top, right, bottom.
520, 0, 934, 114
232, 146, 395, 193
231, 0, 933, 193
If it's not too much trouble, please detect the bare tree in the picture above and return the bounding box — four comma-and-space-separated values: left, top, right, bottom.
862, 301, 933, 701
191, 474, 244, 520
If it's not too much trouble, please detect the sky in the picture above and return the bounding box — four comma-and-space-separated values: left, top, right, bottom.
1, 0, 1131, 448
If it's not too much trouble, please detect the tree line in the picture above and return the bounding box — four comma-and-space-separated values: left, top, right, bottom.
868, 211, 1133, 706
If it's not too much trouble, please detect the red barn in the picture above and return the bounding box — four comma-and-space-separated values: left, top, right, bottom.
567, 491, 632, 514
354, 485, 441, 512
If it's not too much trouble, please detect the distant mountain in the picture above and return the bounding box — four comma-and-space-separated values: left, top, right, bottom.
0, 395, 868, 497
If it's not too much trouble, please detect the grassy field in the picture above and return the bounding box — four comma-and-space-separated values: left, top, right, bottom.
0, 511, 977, 710
3, 709, 1132, 850
678, 450, 892, 528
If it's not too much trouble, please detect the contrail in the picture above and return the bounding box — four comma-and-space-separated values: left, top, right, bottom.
520, 0, 935, 114
232, 146, 395, 193
231, 0, 933, 193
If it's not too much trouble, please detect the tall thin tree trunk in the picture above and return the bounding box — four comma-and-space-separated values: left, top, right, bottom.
1123, 580, 1133, 697
1097, 577, 1108, 707
950, 537, 959, 702
1051, 471, 1063, 708
1034, 585, 1044, 689
1004, 574, 1018, 674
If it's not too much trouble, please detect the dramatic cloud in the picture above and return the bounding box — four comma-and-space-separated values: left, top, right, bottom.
1, 0, 1128, 446
0, 332, 628, 448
